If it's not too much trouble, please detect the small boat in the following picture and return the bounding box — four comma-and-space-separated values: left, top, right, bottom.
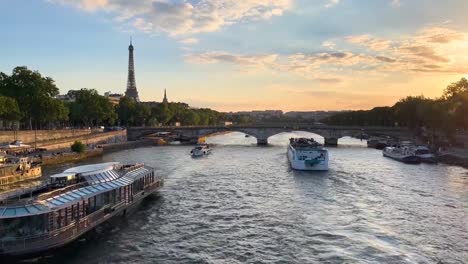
0, 154, 42, 186
287, 138, 329, 171
190, 144, 211, 157
367, 137, 388, 149
413, 146, 437, 164
383, 146, 421, 164
0, 162, 163, 256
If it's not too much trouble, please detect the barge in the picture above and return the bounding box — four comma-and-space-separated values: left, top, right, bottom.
0, 162, 163, 256
0, 153, 42, 186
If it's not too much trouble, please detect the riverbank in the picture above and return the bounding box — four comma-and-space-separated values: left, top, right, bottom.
99, 139, 157, 153
39, 140, 157, 166
41, 148, 103, 165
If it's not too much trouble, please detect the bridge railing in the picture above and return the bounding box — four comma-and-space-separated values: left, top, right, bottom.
128, 124, 406, 131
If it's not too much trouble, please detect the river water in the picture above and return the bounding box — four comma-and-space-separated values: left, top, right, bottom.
27, 132, 468, 263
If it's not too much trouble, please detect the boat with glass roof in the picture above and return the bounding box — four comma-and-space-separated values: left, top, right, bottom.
0, 162, 163, 256
287, 138, 329, 171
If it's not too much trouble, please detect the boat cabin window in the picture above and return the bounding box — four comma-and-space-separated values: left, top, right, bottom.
0, 214, 47, 238
50, 173, 77, 187
415, 149, 430, 155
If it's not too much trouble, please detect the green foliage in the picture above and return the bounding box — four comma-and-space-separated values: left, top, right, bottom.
71, 141, 86, 153
0, 66, 66, 128
68, 89, 116, 127
322, 77, 468, 136
0, 95, 21, 121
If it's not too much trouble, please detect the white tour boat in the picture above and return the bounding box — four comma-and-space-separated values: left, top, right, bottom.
287, 138, 329, 171
191, 144, 212, 157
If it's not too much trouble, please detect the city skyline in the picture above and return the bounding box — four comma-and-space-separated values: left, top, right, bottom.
1, 0, 467, 111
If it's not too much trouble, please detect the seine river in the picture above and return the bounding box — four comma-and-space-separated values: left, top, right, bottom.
27, 132, 468, 263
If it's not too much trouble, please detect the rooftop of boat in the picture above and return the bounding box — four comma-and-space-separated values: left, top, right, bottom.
0, 162, 158, 219
289, 138, 324, 150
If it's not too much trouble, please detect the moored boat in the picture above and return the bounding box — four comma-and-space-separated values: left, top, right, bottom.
0, 154, 42, 186
383, 146, 421, 164
287, 138, 329, 171
413, 146, 437, 164
0, 162, 163, 256
190, 144, 211, 157
367, 137, 388, 150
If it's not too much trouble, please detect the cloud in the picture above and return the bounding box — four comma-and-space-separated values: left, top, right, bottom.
398, 45, 449, 63
322, 41, 336, 49
390, 0, 401, 7
185, 50, 385, 80
49, 0, 292, 36
325, 0, 339, 8
179, 38, 199, 45
420, 27, 465, 43
343, 25, 468, 74
375, 56, 396, 63
346, 34, 392, 51
185, 25, 468, 80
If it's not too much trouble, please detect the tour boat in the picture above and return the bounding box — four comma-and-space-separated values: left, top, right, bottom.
0, 154, 42, 186
190, 144, 211, 157
0, 162, 163, 256
383, 146, 421, 164
287, 138, 329, 171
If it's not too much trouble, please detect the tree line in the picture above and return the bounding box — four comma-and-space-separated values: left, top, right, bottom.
0, 66, 227, 129
2, 66, 466, 134
117, 97, 226, 127
322, 78, 468, 136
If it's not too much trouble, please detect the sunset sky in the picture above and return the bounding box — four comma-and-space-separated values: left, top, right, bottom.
1, 0, 467, 111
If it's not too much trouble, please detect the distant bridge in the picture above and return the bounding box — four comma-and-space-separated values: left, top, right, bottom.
128, 124, 412, 146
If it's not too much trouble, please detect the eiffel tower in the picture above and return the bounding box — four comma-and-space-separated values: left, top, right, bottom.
125, 38, 140, 102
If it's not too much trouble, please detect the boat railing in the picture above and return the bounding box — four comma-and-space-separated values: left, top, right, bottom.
121, 163, 145, 175
0, 201, 125, 251
0, 183, 49, 205
36, 182, 88, 201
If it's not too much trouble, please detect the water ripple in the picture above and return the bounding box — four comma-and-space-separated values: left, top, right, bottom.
25, 132, 468, 264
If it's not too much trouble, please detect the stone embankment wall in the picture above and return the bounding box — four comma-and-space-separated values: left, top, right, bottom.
41, 149, 103, 166
37, 130, 127, 151
0, 129, 92, 144
101, 140, 156, 153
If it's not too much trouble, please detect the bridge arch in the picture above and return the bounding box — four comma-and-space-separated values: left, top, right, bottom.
127, 125, 412, 146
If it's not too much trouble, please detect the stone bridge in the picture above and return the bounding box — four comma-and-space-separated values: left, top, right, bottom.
127, 125, 412, 146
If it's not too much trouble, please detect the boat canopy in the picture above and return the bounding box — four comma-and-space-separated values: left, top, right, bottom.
0, 204, 49, 218
43, 166, 151, 208
0, 165, 154, 219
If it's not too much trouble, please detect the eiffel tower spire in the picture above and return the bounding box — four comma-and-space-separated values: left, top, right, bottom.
125, 38, 140, 102
163, 88, 168, 104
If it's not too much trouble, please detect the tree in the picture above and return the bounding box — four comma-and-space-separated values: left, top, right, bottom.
443, 78, 468, 100
442, 78, 468, 129
69, 89, 116, 127
0, 66, 62, 128
117, 97, 136, 126
71, 141, 86, 153
0, 96, 21, 127
0, 67, 69, 128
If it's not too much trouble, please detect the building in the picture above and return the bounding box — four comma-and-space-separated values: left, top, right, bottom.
104, 92, 123, 105
235, 110, 284, 119
125, 39, 140, 102
56, 90, 79, 103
